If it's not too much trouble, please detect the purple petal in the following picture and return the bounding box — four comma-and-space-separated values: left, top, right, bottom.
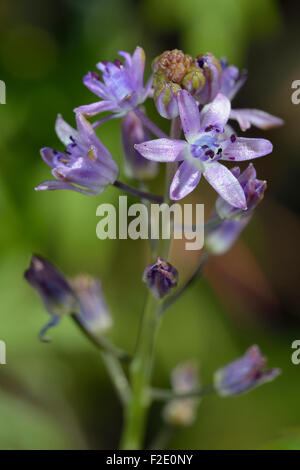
35, 180, 98, 195
131, 46, 145, 89
135, 139, 186, 162
170, 161, 201, 200
200, 93, 231, 130
178, 90, 201, 142
74, 101, 119, 117
55, 114, 80, 146
74, 113, 118, 171
230, 108, 284, 131
206, 217, 251, 255
40, 147, 60, 168
118, 50, 132, 67
83, 72, 112, 100
203, 162, 247, 209
221, 137, 273, 161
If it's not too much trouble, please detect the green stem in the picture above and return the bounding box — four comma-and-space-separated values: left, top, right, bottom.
119, 294, 161, 449
160, 251, 210, 314
71, 314, 131, 362
150, 385, 215, 401
114, 180, 163, 204
119, 117, 179, 449
100, 351, 131, 406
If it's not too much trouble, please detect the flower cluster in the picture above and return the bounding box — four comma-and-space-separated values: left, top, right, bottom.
26, 45, 283, 447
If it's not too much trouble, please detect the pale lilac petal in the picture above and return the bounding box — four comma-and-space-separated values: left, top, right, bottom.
230, 108, 284, 131
135, 139, 186, 162
83, 72, 112, 100
40, 147, 59, 168
74, 101, 119, 117
170, 161, 201, 200
200, 93, 231, 130
55, 114, 80, 146
35, 180, 98, 195
203, 162, 247, 209
131, 46, 145, 89
178, 90, 201, 142
221, 137, 273, 161
206, 217, 251, 255
118, 51, 132, 67
75, 113, 118, 170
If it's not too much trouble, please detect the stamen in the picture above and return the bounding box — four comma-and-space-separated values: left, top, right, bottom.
205, 150, 215, 158
91, 72, 100, 80
230, 134, 237, 143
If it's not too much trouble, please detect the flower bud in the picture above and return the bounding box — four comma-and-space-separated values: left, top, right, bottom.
24, 255, 78, 341
153, 79, 181, 119
214, 345, 281, 397
121, 111, 158, 179
152, 49, 204, 119
163, 362, 200, 427
71, 275, 112, 335
142, 256, 178, 299
182, 68, 205, 96
195, 52, 222, 104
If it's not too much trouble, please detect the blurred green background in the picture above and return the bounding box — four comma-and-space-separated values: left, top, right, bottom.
0, 0, 300, 450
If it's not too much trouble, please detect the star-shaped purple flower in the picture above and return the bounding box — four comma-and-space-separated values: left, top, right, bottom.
74, 46, 153, 117
36, 113, 119, 195
135, 90, 273, 207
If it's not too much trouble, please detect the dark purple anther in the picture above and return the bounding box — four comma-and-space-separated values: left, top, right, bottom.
91, 71, 100, 80
230, 134, 236, 143
114, 59, 123, 68
205, 150, 215, 158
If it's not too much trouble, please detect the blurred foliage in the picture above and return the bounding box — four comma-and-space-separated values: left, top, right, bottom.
0, 0, 300, 450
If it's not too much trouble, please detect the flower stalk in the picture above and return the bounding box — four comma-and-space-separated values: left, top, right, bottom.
119, 293, 161, 449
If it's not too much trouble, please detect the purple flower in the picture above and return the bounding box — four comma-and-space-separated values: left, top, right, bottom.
24, 255, 78, 341
221, 58, 283, 131
163, 361, 200, 427
135, 90, 273, 206
205, 217, 251, 255
36, 113, 119, 195
121, 111, 158, 179
71, 275, 112, 335
143, 256, 178, 299
74, 47, 152, 117
214, 345, 281, 396
220, 59, 247, 101
216, 164, 267, 220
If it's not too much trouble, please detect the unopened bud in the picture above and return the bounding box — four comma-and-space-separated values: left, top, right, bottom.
142, 256, 178, 299
195, 52, 222, 104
